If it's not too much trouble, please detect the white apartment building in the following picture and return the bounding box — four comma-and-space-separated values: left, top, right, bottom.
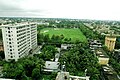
1, 23, 37, 61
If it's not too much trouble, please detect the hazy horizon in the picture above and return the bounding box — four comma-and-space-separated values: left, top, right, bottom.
0, 0, 120, 21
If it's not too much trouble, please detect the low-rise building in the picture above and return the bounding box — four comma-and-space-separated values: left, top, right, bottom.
44, 61, 60, 72
56, 72, 90, 80
95, 49, 109, 65
61, 44, 72, 50
89, 39, 102, 52
105, 35, 116, 51
56, 72, 69, 80
101, 65, 120, 80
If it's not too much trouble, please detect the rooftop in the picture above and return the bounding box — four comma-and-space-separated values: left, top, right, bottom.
1, 22, 36, 28
102, 65, 120, 80
106, 34, 116, 38
114, 49, 120, 52
45, 61, 60, 70
95, 49, 109, 58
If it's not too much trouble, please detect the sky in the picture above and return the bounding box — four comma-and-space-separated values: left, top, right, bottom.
0, 0, 120, 20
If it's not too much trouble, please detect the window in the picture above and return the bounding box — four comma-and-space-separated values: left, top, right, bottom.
10, 53, 12, 55
10, 46, 12, 48
10, 49, 12, 51
11, 56, 13, 58
8, 35, 11, 37
8, 27, 10, 30
8, 31, 10, 33
9, 38, 11, 41
9, 42, 11, 44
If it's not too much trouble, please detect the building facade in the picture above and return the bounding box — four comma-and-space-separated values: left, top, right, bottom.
105, 35, 116, 51
1, 23, 37, 61
95, 49, 109, 65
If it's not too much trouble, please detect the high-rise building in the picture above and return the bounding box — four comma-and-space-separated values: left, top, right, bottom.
1, 23, 37, 61
105, 35, 116, 51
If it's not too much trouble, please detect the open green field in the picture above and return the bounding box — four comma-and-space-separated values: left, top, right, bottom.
40, 28, 87, 42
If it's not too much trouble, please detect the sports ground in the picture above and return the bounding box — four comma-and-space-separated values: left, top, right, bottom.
40, 28, 87, 42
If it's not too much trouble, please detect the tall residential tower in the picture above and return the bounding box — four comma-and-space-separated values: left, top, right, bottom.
1, 23, 37, 61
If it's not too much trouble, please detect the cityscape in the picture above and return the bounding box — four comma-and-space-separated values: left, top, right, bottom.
0, 0, 120, 80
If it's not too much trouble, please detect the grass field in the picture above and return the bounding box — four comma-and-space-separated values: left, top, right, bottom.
40, 28, 87, 42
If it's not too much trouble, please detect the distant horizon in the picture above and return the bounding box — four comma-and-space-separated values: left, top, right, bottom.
0, 16, 120, 21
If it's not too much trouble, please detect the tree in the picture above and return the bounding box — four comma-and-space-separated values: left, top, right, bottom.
3, 63, 24, 79
37, 33, 44, 45
44, 34, 50, 43
41, 45, 58, 61
2, 57, 45, 79
115, 38, 120, 49
59, 43, 100, 79
60, 34, 64, 40
51, 34, 55, 42
51, 35, 63, 44
32, 68, 41, 80
75, 39, 80, 44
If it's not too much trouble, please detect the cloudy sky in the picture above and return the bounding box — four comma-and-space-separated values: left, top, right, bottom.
0, 0, 120, 20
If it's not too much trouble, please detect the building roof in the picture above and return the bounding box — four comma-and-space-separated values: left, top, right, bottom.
1, 22, 36, 28
106, 34, 116, 38
102, 65, 120, 80
45, 61, 60, 70
114, 49, 120, 52
95, 49, 109, 58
